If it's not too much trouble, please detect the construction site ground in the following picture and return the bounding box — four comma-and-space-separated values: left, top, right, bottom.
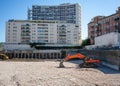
0, 60, 120, 86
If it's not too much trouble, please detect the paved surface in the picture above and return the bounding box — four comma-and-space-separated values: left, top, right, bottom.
0, 60, 120, 86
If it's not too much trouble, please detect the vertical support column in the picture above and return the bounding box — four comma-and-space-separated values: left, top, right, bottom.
39, 53, 40, 59
44, 53, 46, 59
9, 53, 11, 59
49, 53, 51, 59
20, 53, 22, 58
52, 53, 54, 59
42, 53, 44, 59
29, 53, 31, 59
22, 53, 24, 59
32, 53, 34, 59
40, 53, 42, 59
60, 53, 61, 59
25, 53, 28, 59
56, 53, 58, 59
47, 53, 48, 59
53, 53, 54, 59
58, 53, 59, 59
18, 53, 20, 58
51, 53, 53, 59
11, 53, 13, 59
44, 53, 48, 59
21, 53, 22, 58
37, 53, 39, 59
15, 53, 17, 58
23, 53, 24, 58
41, 53, 43, 59
28, 53, 30, 59
53, 53, 55, 59
31, 53, 33, 59
14, 53, 16, 58
35, 53, 36, 59
24, 53, 26, 59
19, 53, 21, 58
17, 53, 19, 58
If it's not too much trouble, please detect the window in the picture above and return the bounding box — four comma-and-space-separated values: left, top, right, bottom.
13, 30, 17, 32
32, 24, 36, 26
38, 24, 48, 26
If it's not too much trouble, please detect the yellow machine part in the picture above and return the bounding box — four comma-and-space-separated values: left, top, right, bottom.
0, 54, 9, 60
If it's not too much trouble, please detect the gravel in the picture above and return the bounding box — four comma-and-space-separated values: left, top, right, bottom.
0, 61, 120, 86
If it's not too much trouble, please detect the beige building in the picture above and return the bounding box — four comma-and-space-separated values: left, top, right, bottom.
6, 20, 81, 45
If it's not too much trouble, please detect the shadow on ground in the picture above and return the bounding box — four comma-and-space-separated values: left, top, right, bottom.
67, 60, 120, 74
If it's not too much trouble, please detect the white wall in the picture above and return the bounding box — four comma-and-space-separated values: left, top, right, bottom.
95, 32, 120, 47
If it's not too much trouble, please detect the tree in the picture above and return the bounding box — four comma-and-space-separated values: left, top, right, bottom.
0, 43, 2, 48
81, 38, 90, 47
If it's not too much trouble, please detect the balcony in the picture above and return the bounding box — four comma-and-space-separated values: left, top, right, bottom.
114, 17, 119, 21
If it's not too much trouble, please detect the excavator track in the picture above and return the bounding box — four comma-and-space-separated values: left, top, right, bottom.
79, 63, 98, 68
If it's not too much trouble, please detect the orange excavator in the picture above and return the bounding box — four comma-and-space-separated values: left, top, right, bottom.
59, 53, 100, 68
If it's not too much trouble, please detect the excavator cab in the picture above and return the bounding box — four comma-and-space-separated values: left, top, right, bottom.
59, 53, 100, 68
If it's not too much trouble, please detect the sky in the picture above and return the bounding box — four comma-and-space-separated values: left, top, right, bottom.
0, 0, 120, 42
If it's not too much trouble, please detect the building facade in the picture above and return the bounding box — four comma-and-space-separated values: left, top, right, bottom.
28, 3, 81, 43
6, 20, 80, 45
28, 3, 81, 24
88, 7, 120, 45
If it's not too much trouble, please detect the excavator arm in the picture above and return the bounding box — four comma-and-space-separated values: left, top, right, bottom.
63, 54, 86, 61
59, 53, 100, 68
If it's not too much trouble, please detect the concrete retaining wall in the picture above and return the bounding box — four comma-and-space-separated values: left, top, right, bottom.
2, 49, 120, 70
2, 50, 67, 59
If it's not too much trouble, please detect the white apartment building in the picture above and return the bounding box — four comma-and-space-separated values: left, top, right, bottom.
6, 20, 80, 45
28, 3, 81, 42
28, 3, 81, 24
